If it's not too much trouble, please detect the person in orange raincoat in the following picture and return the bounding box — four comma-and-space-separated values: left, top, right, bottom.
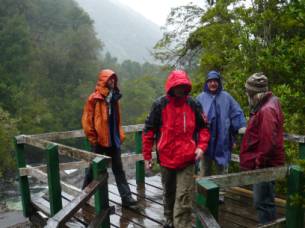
82, 69, 137, 207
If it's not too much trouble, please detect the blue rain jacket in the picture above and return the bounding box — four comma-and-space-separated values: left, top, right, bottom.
196, 71, 246, 166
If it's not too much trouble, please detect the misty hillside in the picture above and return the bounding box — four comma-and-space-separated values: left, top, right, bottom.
74, 0, 162, 63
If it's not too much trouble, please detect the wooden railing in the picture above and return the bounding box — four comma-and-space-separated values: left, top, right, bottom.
195, 134, 305, 228
15, 124, 149, 227
15, 124, 305, 228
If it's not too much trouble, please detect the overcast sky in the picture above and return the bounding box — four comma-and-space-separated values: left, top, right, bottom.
117, 0, 204, 26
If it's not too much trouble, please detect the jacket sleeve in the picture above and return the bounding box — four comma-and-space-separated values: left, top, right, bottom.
229, 96, 247, 133
194, 101, 210, 152
256, 108, 278, 168
142, 100, 160, 161
81, 97, 98, 145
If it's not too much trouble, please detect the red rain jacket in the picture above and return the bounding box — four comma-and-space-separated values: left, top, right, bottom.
142, 70, 210, 169
240, 92, 285, 170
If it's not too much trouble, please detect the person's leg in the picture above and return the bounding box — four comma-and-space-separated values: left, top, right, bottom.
105, 147, 136, 205
253, 181, 276, 224
82, 166, 93, 190
161, 166, 176, 228
200, 155, 213, 177
174, 164, 195, 228
215, 163, 228, 203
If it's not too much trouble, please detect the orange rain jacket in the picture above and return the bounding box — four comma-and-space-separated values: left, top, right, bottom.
82, 69, 125, 147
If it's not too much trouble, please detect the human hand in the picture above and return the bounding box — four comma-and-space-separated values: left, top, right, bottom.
145, 160, 153, 170
238, 127, 246, 134
195, 148, 204, 161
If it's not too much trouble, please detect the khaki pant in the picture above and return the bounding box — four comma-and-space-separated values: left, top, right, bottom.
161, 164, 195, 228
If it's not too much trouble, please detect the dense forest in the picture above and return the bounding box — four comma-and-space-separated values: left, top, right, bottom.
0, 0, 166, 177
1, 0, 305, 179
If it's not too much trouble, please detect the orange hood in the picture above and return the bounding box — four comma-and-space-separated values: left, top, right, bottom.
95, 69, 118, 97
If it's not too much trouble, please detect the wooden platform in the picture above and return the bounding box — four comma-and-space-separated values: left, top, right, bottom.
33, 174, 286, 227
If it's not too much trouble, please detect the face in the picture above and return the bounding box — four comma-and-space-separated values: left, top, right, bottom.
173, 85, 188, 97
106, 77, 115, 89
207, 79, 219, 94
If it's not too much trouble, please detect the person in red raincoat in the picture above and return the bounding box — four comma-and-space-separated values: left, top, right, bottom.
240, 72, 285, 225
142, 70, 210, 228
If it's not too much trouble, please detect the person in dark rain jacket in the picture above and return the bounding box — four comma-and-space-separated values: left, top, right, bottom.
240, 72, 285, 225
142, 70, 210, 228
82, 69, 137, 207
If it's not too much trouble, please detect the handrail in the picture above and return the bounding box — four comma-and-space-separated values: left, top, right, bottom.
15, 124, 304, 143
45, 173, 108, 227
197, 166, 288, 190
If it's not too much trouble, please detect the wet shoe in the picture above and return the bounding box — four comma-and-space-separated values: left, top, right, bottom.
163, 219, 174, 228
122, 196, 137, 207
219, 195, 225, 204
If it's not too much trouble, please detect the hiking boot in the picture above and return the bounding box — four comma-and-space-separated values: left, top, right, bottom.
219, 194, 225, 204
163, 219, 174, 228
122, 196, 137, 207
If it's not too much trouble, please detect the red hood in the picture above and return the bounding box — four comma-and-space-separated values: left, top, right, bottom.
165, 70, 192, 94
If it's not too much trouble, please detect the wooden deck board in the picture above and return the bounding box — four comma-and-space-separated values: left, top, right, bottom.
33, 175, 288, 228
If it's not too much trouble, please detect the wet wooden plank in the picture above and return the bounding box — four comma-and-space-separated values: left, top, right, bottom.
122, 181, 163, 205
34, 195, 87, 227
46, 175, 107, 227
19, 161, 90, 176
225, 189, 285, 216
128, 179, 163, 196
144, 175, 163, 189
197, 166, 287, 190
61, 189, 159, 228
21, 136, 109, 162
108, 184, 164, 225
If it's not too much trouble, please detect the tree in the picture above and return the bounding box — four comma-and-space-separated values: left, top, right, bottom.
0, 108, 17, 177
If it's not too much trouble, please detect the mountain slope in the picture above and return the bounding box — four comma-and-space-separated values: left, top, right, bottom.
74, 0, 162, 63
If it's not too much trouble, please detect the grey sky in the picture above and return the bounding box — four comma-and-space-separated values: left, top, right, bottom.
117, 0, 204, 26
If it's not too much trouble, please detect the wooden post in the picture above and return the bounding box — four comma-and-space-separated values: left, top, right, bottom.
83, 138, 91, 151
135, 131, 145, 184
196, 179, 219, 227
14, 138, 32, 217
46, 143, 62, 216
286, 165, 305, 228
93, 157, 110, 228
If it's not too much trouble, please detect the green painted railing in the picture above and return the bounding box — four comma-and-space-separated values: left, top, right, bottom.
15, 124, 305, 228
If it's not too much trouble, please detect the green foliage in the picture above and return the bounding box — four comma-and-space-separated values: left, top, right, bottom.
0, 108, 17, 177
155, 0, 305, 197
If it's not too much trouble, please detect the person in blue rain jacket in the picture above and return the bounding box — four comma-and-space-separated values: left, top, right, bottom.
196, 70, 246, 177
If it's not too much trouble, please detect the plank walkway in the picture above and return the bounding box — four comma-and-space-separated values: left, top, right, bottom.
35, 175, 285, 227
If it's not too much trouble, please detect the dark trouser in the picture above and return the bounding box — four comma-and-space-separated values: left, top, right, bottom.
161, 164, 195, 228
82, 145, 132, 200
201, 155, 228, 176
253, 181, 276, 224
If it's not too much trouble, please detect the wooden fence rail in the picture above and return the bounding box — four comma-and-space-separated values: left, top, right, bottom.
15, 124, 305, 228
